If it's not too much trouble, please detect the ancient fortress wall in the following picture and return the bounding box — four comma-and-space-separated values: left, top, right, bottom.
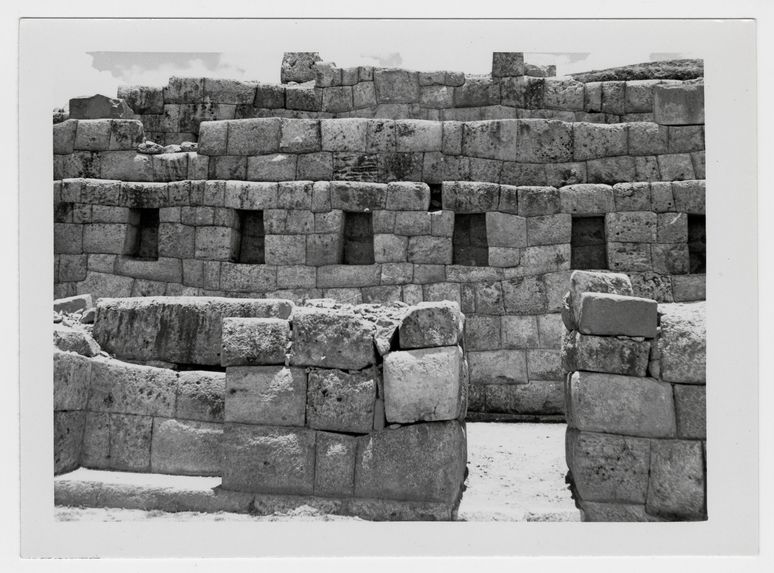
53, 52, 706, 419
561, 271, 706, 521
55, 297, 469, 520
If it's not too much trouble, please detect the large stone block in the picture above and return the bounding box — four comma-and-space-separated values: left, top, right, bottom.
454, 77, 499, 107
76, 272, 134, 301
221, 317, 290, 366
290, 307, 375, 369
385, 181, 430, 211
543, 78, 584, 110
53, 325, 100, 357
646, 440, 705, 519
568, 269, 633, 324
330, 181, 386, 211
383, 346, 464, 424
407, 236, 453, 265
53, 120, 78, 154
567, 371, 676, 437
559, 183, 614, 214
306, 369, 376, 433
150, 418, 223, 476
467, 349, 527, 384
221, 424, 316, 495
566, 429, 650, 503
485, 212, 527, 248
674, 384, 706, 439
658, 302, 705, 383
107, 413, 154, 472
576, 292, 657, 338
573, 122, 627, 160
398, 301, 462, 349
484, 380, 564, 414
516, 186, 561, 216
320, 118, 368, 152
605, 211, 657, 243
653, 83, 704, 125
226, 118, 281, 155
225, 366, 306, 426
92, 297, 292, 365
74, 119, 112, 151
281, 52, 322, 84
441, 181, 500, 213
175, 370, 225, 422
315, 431, 357, 497
395, 120, 442, 152
219, 262, 278, 292
354, 420, 466, 503
492, 52, 525, 77
502, 276, 548, 314
461, 120, 518, 161
87, 358, 176, 417
54, 410, 85, 475
515, 119, 573, 163
69, 94, 133, 119
374, 69, 420, 103
562, 331, 650, 377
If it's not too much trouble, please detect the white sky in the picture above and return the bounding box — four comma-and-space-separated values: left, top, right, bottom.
46, 20, 697, 109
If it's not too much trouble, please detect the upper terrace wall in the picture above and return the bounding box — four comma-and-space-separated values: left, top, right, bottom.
54, 117, 706, 186
111, 51, 704, 145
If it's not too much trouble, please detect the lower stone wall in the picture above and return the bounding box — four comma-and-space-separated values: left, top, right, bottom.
54, 296, 469, 520
561, 271, 706, 521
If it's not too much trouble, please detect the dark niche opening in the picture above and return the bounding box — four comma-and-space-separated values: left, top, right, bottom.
124, 208, 159, 260
453, 213, 489, 266
234, 209, 265, 264
428, 183, 443, 212
571, 215, 607, 270
687, 214, 706, 274
343, 212, 374, 265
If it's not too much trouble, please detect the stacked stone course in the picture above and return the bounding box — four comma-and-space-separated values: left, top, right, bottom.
54, 296, 469, 520
561, 270, 706, 521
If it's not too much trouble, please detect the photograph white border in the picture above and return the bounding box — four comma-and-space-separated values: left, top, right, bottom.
8, 3, 766, 566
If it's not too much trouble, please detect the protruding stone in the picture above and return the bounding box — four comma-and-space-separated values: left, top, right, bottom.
69, 94, 133, 120
398, 301, 462, 349
53, 325, 101, 357
658, 302, 705, 383
567, 270, 633, 329
562, 331, 650, 377
576, 292, 658, 338
383, 346, 463, 424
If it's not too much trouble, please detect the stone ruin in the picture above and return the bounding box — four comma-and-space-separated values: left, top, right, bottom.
52, 51, 707, 521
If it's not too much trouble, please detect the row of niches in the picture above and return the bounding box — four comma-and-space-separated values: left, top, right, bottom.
109, 204, 706, 274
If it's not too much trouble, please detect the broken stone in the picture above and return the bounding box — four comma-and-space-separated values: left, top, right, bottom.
398, 301, 462, 349
53, 324, 101, 357
68, 94, 134, 119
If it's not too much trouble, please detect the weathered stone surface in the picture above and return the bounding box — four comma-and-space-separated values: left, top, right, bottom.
306, 369, 376, 433
398, 301, 462, 349
485, 212, 527, 248
225, 366, 306, 426
221, 317, 290, 366
175, 370, 225, 422
227, 118, 281, 155
69, 94, 133, 120
654, 83, 704, 125
559, 183, 614, 214
671, 180, 705, 214
290, 307, 375, 369
53, 325, 101, 357
104, 413, 154, 472
562, 331, 650, 377
374, 69, 420, 103
92, 297, 292, 365
315, 432, 357, 497
442, 181, 499, 212
573, 123, 627, 160
87, 358, 176, 417
646, 440, 705, 519
658, 302, 705, 383
483, 380, 564, 414
222, 424, 316, 495
580, 501, 662, 522
672, 274, 705, 302
150, 418, 223, 476
568, 270, 633, 327
354, 420, 466, 503
383, 346, 463, 424
674, 384, 706, 439
54, 411, 85, 475
467, 349, 527, 384
53, 350, 92, 411
567, 371, 676, 437
492, 52, 525, 77
461, 120, 518, 161
566, 429, 651, 503
576, 292, 657, 338
281, 52, 323, 83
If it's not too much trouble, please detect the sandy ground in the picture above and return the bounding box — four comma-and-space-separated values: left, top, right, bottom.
55, 422, 579, 522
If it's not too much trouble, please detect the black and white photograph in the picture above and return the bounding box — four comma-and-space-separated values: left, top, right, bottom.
10, 8, 765, 566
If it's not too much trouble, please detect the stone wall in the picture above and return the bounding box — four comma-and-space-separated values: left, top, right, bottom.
561, 271, 706, 521
110, 51, 703, 146
54, 117, 706, 185
54, 296, 469, 520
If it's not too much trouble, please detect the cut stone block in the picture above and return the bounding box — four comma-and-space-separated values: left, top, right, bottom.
306, 369, 376, 433
354, 420, 466, 503
383, 346, 463, 424
315, 431, 357, 497
577, 292, 658, 338
69, 94, 133, 119
566, 429, 650, 503
225, 366, 306, 426
107, 413, 154, 472
605, 211, 657, 243
674, 384, 706, 439
54, 411, 85, 475
150, 418, 223, 476
53, 325, 100, 357
398, 301, 462, 349
221, 424, 316, 495
562, 331, 650, 377
175, 370, 225, 423
485, 212, 527, 248
467, 349, 527, 385
567, 371, 676, 438
290, 307, 376, 370
221, 317, 290, 366
654, 83, 704, 125
281, 52, 322, 84
53, 350, 92, 411
87, 358, 176, 417
92, 297, 293, 366
646, 440, 705, 519
658, 302, 705, 383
